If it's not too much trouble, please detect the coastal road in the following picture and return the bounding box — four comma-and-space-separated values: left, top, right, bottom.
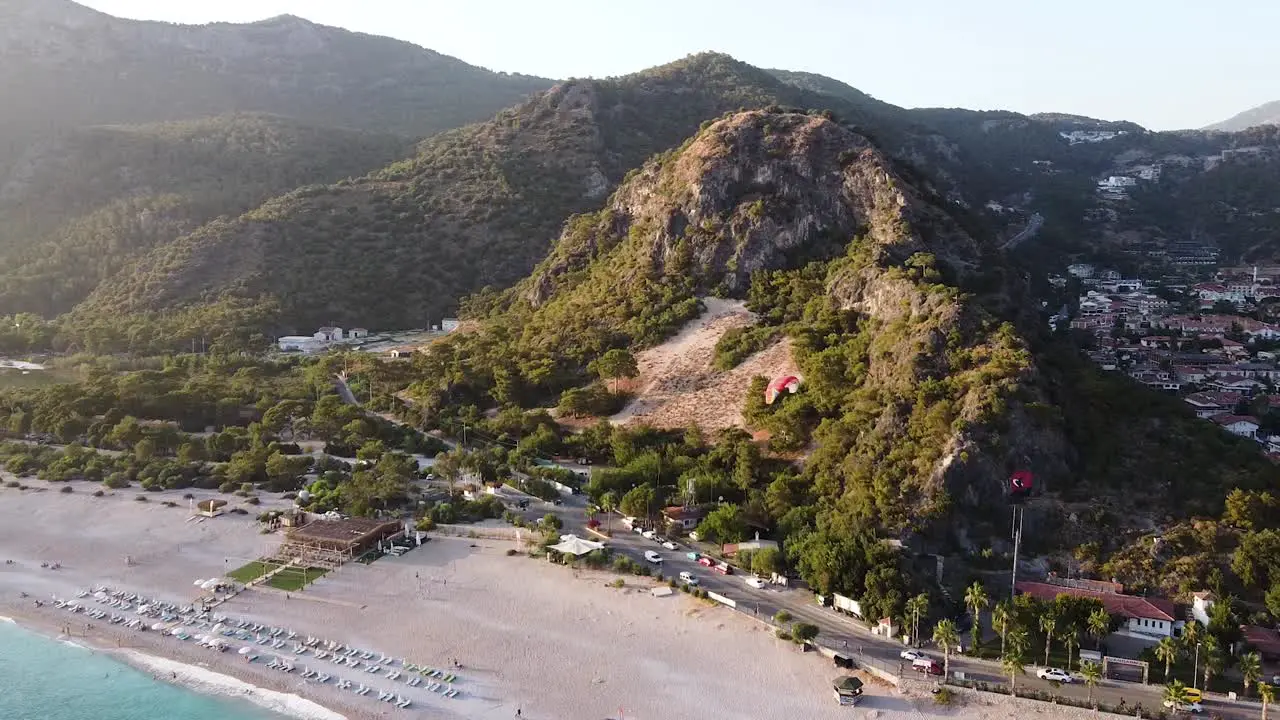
528, 497, 1259, 720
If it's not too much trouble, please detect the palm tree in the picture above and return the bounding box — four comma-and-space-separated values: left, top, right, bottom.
1154, 636, 1181, 681
992, 600, 1012, 656
1040, 610, 1059, 667
905, 593, 928, 647
1201, 635, 1223, 690
933, 619, 960, 679
1163, 679, 1190, 714
1240, 651, 1262, 697
964, 581, 989, 652
1002, 651, 1026, 696
1260, 680, 1274, 720
1180, 620, 1201, 653
1080, 660, 1102, 709
599, 491, 618, 534
1061, 619, 1080, 670
1087, 607, 1110, 649
1007, 626, 1031, 659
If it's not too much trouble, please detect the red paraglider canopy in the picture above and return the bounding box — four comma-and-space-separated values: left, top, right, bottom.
1010, 470, 1034, 494
764, 375, 801, 405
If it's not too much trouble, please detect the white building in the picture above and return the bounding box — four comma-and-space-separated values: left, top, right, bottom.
315, 327, 344, 342
441, 318, 460, 333
1067, 263, 1096, 279
277, 336, 322, 352
1191, 592, 1215, 627
349, 328, 368, 339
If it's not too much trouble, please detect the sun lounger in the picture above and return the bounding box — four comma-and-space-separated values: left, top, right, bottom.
427, 682, 439, 692
442, 674, 455, 683
396, 698, 411, 709
444, 689, 458, 699
316, 674, 329, 684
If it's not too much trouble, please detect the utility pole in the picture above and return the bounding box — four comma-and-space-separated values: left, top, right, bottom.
1010, 505, 1024, 601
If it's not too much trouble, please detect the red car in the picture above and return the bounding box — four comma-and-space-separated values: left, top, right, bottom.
912, 658, 943, 676
697, 556, 714, 567
712, 562, 732, 575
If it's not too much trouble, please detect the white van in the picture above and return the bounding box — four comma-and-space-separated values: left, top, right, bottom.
643, 550, 663, 564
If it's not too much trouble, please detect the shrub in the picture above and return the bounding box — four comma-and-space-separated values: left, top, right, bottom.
246, 497, 261, 505
182, 493, 194, 500
134, 495, 148, 502
775, 629, 792, 640
791, 622, 819, 643
774, 610, 793, 624
218, 481, 237, 493
4, 480, 19, 488
933, 687, 954, 706
162, 501, 178, 508
92, 489, 104, 497
610, 578, 625, 589
506, 548, 519, 556
60, 486, 74, 494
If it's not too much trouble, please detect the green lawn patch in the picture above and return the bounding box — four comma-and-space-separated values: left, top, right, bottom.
226, 560, 281, 584
265, 566, 329, 591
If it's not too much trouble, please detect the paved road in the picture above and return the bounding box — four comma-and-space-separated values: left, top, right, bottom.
343, 378, 1260, 718
1002, 212, 1044, 251
526, 497, 1260, 719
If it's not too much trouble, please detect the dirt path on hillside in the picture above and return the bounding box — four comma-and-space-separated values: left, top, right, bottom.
611, 297, 798, 432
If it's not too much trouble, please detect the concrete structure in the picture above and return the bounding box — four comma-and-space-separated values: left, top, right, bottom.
315, 327, 344, 342
1210, 414, 1260, 439
441, 319, 460, 333
661, 506, 707, 532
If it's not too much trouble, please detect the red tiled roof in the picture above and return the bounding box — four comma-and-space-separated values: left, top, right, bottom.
1014, 581, 1176, 621
1210, 414, 1259, 427
1241, 625, 1280, 655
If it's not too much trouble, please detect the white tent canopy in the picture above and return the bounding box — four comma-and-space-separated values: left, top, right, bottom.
549, 534, 605, 557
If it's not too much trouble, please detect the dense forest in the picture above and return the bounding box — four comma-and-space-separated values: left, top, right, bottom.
0, 114, 412, 318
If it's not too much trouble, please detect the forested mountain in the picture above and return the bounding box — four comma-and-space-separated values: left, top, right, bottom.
0, 0, 549, 169
0, 114, 412, 317
1205, 99, 1280, 132
63, 53, 966, 352
408, 109, 1275, 559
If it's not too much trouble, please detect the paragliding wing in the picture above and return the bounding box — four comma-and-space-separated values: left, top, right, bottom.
1010, 470, 1033, 493
764, 375, 801, 405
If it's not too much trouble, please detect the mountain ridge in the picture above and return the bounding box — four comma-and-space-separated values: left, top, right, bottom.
1206, 99, 1280, 132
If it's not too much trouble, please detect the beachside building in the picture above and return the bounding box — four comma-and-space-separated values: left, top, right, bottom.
661, 506, 708, 532
315, 327, 344, 342
441, 318, 460, 333
1015, 578, 1180, 640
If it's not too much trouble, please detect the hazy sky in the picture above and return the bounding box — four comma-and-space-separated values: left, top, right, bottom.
80, 0, 1278, 130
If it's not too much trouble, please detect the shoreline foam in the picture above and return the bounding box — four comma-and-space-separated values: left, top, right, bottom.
123, 650, 347, 720
2, 609, 345, 720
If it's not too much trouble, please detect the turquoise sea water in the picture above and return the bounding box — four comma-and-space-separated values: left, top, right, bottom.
0, 621, 286, 720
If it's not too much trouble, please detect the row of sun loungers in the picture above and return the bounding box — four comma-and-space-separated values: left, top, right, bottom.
62, 585, 464, 708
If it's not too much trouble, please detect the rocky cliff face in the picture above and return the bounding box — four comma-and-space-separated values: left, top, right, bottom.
519, 110, 1070, 533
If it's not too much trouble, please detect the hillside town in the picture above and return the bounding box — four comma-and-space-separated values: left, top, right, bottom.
1059, 263, 1280, 458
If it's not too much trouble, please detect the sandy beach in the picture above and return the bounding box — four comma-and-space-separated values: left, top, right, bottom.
0, 485, 1131, 720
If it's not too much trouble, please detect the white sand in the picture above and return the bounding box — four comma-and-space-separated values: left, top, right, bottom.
0, 485, 1124, 720
612, 297, 798, 431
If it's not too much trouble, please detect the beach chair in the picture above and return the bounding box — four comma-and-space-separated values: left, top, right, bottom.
396, 698, 411, 709
316, 674, 329, 684
444, 689, 459, 699
442, 673, 456, 683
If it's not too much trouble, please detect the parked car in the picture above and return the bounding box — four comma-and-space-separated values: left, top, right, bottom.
678, 571, 699, 586
643, 550, 663, 564
899, 649, 927, 662
912, 657, 943, 675
1036, 668, 1073, 683
632, 525, 645, 534
642, 530, 657, 539
712, 561, 733, 575
745, 576, 767, 589
697, 556, 715, 567
662, 540, 678, 550
1162, 701, 1203, 714
1183, 688, 1203, 704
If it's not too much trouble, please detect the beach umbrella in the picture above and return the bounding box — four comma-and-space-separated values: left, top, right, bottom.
193, 579, 206, 587
150, 623, 166, 631
239, 646, 253, 655
201, 580, 219, 591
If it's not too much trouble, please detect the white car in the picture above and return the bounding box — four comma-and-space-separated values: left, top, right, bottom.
643, 550, 663, 564
1162, 701, 1203, 714
642, 530, 657, 539
900, 649, 927, 662
662, 541, 678, 550
744, 576, 767, 589
678, 571, 698, 586
1036, 668, 1073, 683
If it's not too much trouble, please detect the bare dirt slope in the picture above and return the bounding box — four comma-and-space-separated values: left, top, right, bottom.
611, 297, 797, 432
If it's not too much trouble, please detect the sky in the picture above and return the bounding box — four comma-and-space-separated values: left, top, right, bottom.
79, 0, 1279, 131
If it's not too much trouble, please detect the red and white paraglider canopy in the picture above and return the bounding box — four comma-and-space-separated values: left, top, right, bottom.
764, 375, 801, 405
1010, 470, 1033, 495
